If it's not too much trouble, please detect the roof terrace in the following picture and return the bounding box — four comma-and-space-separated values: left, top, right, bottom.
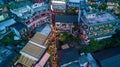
82, 12, 117, 25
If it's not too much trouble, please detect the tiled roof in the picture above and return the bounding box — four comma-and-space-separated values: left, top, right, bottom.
21, 43, 45, 59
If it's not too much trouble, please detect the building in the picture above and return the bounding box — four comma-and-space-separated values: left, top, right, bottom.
67, 0, 81, 8
10, 1, 51, 32
11, 22, 28, 40
0, 0, 12, 4
0, 13, 9, 22
79, 12, 120, 41
106, 0, 118, 10
31, 0, 44, 3
51, 0, 66, 13
88, 0, 106, 5
16, 24, 52, 67
0, 19, 16, 39
35, 52, 50, 67
92, 47, 120, 67
58, 48, 79, 67
55, 15, 78, 32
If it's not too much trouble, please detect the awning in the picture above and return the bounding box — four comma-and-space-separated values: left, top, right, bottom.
35, 52, 50, 67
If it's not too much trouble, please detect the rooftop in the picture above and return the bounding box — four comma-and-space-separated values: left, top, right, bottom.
55, 15, 78, 22
79, 55, 88, 64
32, 3, 49, 13
11, 22, 27, 31
35, 52, 50, 67
30, 32, 47, 47
81, 12, 117, 25
39, 24, 52, 36
0, 19, 16, 30
21, 42, 45, 59
92, 47, 120, 67
68, 0, 81, 3
10, 2, 49, 20
58, 48, 79, 66
33, 24, 52, 37
17, 55, 36, 67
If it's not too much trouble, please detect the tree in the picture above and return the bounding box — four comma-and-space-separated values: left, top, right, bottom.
98, 3, 108, 11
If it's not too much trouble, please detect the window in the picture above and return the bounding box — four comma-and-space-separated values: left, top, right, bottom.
41, 13, 45, 16
35, 15, 39, 19
56, 24, 59, 26
26, 21, 30, 24
62, 24, 66, 26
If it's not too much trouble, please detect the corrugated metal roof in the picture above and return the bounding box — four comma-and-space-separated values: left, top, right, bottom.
30, 32, 47, 46
21, 43, 45, 59
40, 24, 52, 36
17, 55, 36, 67
33, 24, 52, 37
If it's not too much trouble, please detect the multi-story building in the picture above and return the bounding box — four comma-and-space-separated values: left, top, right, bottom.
10, 1, 51, 32
51, 0, 66, 13
79, 12, 120, 41
106, 0, 118, 10
55, 15, 78, 32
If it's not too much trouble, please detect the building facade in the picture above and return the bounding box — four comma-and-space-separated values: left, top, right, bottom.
10, 1, 51, 32
79, 12, 120, 41
106, 0, 117, 10
67, 0, 81, 8
55, 15, 78, 32
51, 0, 66, 13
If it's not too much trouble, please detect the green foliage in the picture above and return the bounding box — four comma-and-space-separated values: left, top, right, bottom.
59, 33, 71, 43
98, 3, 108, 11
81, 30, 120, 53
66, 8, 78, 15
0, 4, 7, 8
0, 33, 14, 45
48, 55, 53, 63
8, 4, 18, 9
91, 5, 98, 9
